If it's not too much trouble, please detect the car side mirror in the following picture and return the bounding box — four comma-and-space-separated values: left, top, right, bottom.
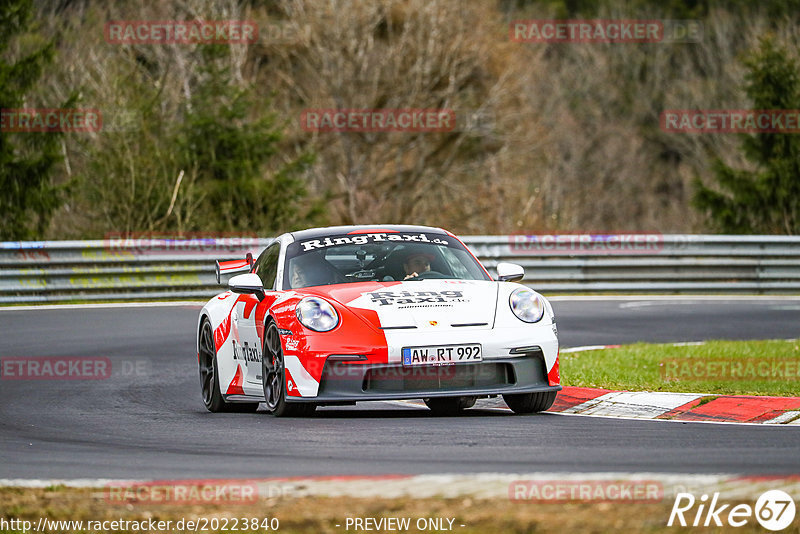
228, 273, 265, 301
495, 262, 524, 282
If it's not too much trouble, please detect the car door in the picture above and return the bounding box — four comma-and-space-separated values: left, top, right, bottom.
234, 242, 281, 387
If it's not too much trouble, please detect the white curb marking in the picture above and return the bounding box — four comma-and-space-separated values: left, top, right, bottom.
762, 410, 800, 425
562, 391, 706, 419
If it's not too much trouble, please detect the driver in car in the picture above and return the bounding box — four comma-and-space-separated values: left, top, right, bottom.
403, 252, 433, 280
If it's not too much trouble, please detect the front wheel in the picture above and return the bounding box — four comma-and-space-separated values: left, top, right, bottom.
424, 396, 476, 415
503, 391, 557, 414
262, 321, 315, 417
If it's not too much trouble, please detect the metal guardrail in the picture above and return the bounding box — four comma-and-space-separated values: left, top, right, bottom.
0, 238, 273, 303
1, 235, 799, 303
469, 234, 800, 293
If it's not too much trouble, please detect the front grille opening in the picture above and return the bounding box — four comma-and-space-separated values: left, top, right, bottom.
362, 363, 514, 393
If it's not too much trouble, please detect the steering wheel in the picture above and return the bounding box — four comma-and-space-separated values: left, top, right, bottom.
406, 270, 448, 280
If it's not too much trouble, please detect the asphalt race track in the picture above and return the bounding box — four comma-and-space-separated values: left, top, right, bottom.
1, 298, 799, 480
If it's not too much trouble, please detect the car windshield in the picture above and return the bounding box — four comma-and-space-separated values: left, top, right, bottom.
283, 231, 491, 289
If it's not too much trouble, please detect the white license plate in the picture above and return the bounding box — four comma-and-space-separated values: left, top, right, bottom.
401, 344, 482, 367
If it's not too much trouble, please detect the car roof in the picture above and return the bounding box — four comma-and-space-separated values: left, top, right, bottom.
288, 224, 449, 241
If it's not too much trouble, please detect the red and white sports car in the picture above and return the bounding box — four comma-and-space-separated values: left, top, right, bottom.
197, 225, 560, 416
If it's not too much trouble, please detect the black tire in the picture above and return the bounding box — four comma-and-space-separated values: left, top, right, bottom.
262, 320, 315, 417
503, 391, 557, 414
198, 319, 258, 413
424, 396, 476, 415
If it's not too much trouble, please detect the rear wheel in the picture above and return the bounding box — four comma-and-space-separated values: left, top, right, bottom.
503, 391, 557, 414
262, 321, 315, 417
424, 396, 476, 415
198, 319, 258, 413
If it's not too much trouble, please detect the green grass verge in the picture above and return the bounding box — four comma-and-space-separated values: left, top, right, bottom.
561, 339, 800, 396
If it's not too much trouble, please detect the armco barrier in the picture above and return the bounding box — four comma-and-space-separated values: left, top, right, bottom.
468, 234, 800, 293
0, 235, 799, 303
0, 238, 272, 304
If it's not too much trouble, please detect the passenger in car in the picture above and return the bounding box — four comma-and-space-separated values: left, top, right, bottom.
290, 261, 310, 288
290, 253, 348, 287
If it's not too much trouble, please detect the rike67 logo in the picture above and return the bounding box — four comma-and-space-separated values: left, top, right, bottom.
668, 490, 796, 531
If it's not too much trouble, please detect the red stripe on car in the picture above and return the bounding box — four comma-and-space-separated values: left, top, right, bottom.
225, 364, 245, 395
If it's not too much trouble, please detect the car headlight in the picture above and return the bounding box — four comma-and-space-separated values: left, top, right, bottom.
509, 288, 545, 323
296, 297, 339, 332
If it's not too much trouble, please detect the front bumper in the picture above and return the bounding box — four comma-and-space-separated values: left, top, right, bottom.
290, 348, 561, 403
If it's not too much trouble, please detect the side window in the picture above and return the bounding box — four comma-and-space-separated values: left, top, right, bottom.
253, 243, 281, 290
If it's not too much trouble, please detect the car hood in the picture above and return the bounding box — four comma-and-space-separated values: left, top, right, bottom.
317, 279, 499, 330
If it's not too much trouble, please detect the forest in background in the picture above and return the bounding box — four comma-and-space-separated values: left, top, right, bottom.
2, 0, 800, 239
